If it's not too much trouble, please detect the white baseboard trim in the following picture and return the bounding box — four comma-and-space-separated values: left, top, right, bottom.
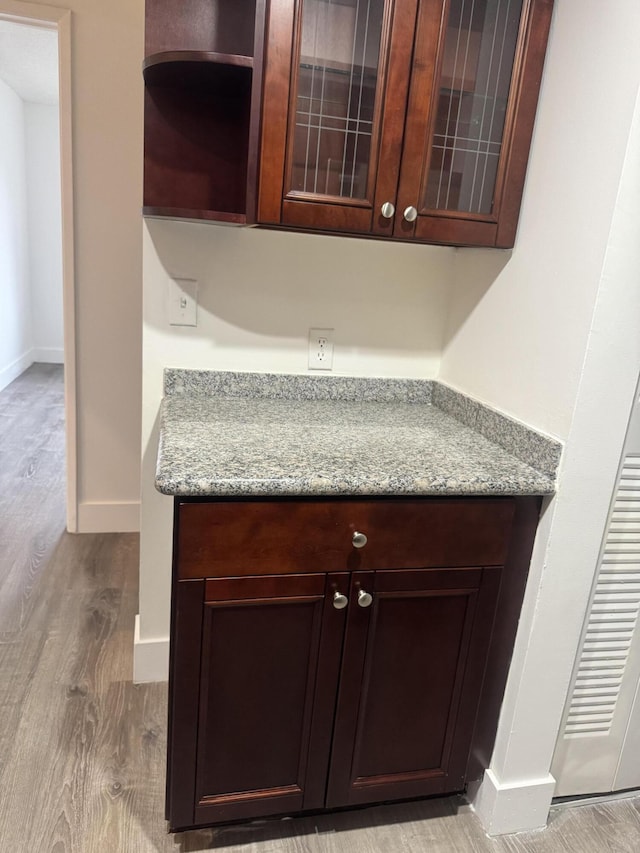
133, 615, 169, 683
0, 350, 35, 393
471, 768, 556, 836
77, 500, 140, 533
33, 347, 64, 364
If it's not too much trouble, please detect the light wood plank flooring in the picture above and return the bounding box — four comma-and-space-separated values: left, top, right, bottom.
1, 364, 640, 851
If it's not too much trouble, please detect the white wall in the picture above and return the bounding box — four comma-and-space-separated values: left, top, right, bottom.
47, 0, 143, 533
1, 80, 64, 382
68, 0, 144, 533
440, 4, 640, 442
24, 101, 63, 363
0, 0, 144, 533
143, 221, 451, 380
0, 76, 32, 391
439, 0, 640, 835
136, 220, 453, 679
549, 84, 640, 796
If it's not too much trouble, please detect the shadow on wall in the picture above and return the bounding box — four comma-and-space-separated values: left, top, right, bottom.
144, 217, 455, 359
441, 248, 513, 356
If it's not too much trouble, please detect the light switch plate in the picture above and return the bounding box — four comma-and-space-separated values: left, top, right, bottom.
168, 277, 198, 326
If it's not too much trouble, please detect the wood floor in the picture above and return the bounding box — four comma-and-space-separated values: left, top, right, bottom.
1, 364, 640, 852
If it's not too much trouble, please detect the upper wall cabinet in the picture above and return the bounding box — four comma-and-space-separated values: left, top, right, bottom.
257, 0, 554, 247
143, 0, 554, 247
143, 0, 266, 224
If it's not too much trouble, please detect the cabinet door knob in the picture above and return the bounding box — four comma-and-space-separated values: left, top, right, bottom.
352, 531, 368, 549
380, 201, 395, 219
403, 205, 418, 222
357, 589, 373, 608
333, 591, 348, 610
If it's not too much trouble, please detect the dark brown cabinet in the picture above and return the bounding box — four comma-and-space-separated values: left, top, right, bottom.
166, 497, 540, 831
326, 567, 501, 807
189, 573, 339, 825
142, 0, 266, 223
143, 0, 553, 247
258, 0, 554, 247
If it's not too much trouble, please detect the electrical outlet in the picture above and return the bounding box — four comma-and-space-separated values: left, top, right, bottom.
168, 277, 198, 326
308, 328, 334, 370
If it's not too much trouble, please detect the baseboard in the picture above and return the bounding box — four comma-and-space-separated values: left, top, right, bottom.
133, 614, 169, 683
33, 347, 64, 364
0, 350, 35, 393
76, 500, 140, 533
471, 768, 556, 836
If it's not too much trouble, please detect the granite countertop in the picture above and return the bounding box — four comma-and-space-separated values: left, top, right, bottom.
155, 371, 561, 498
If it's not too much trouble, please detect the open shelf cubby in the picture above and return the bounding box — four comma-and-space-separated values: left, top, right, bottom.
143, 0, 261, 223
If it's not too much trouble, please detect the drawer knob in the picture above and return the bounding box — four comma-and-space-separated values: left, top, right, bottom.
357, 589, 373, 608
333, 591, 348, 610
380, 201, 395, 219
352, 531, 368, 549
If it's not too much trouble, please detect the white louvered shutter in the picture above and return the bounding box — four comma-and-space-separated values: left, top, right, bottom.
552, 399, 640, 796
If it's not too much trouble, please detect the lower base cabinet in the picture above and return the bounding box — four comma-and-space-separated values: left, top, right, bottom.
166, 497, 540, 831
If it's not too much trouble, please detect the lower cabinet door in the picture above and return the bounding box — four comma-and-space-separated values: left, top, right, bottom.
326, 566, 501, 807
167, 572, 348, 829
168, 565, 502, 828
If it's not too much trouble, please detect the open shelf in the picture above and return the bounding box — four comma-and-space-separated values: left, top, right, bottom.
143, 0, 263, 224
143, 67, 252, 217
144, 50, 253, 84
143, 206, 247, 224
143, 52, 252, 93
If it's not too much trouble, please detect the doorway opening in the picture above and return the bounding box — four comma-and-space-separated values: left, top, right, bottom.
0, 3, 76, 531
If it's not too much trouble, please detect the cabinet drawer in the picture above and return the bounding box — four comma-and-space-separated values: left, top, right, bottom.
175, 498, 515, 579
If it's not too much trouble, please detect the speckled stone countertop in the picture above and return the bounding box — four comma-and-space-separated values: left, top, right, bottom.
155, 370, 561, 497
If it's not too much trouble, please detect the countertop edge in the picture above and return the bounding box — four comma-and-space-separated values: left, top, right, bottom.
155, 476, 557, 498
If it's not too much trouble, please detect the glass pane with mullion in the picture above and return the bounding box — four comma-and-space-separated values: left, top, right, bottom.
290, 0, 385, 201
424, 0, 524, 215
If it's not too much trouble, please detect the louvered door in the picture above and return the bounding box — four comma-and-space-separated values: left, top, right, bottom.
552, 395, 640, 796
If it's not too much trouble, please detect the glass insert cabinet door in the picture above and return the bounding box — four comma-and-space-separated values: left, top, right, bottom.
425, 0, 524, 216
287, 0, 385, 202
260, 0, 417, 235
258, 0, 553, 246
396, 0, 553, 246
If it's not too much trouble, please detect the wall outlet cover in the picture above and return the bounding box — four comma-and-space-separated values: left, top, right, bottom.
308, 328, 334, 370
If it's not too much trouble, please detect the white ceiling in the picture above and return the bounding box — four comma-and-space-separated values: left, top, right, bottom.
0, 20, 58, 105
